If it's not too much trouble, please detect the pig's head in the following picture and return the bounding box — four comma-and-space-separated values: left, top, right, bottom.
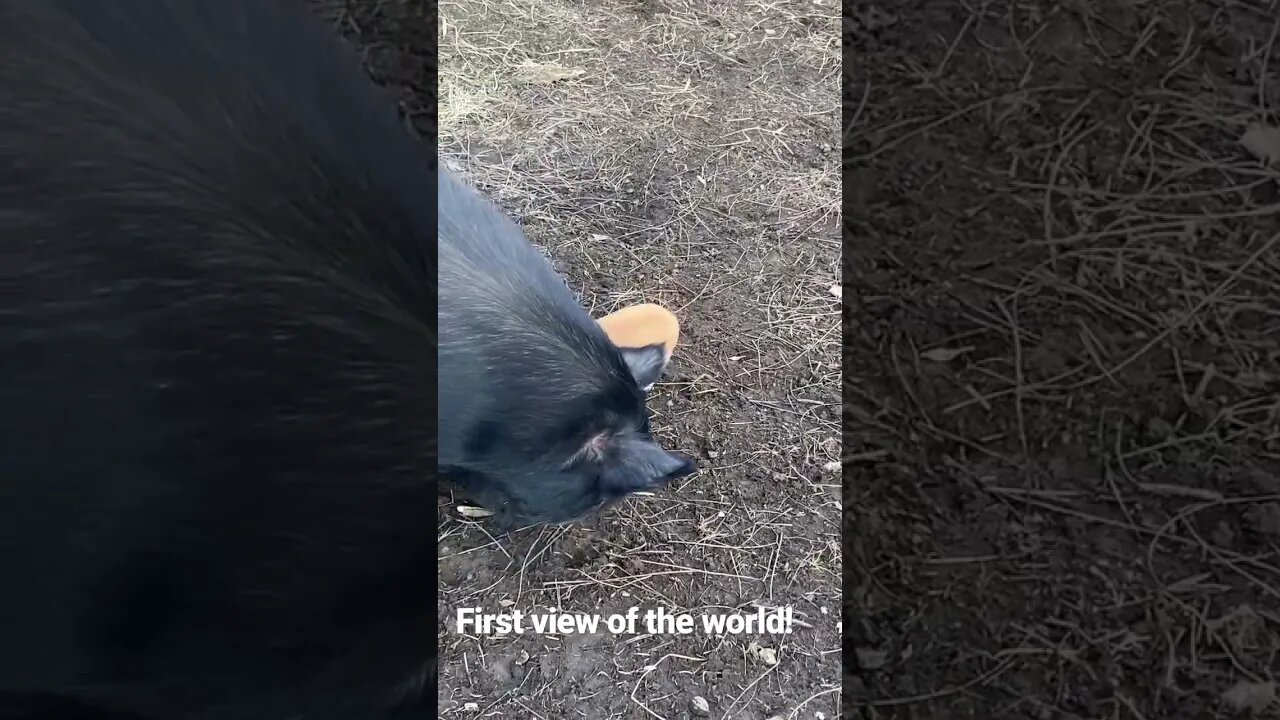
440, 328, 696, 527
437, 168, 695, 525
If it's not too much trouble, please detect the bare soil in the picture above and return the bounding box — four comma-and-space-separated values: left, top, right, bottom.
319, 0, 842, 717
848, 2, 1280, 718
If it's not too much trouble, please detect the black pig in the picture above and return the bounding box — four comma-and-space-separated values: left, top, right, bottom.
438, 168, 696, 526
0, 1, 434, 718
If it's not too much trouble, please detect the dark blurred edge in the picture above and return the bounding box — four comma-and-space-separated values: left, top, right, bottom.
309, 0, 442, 713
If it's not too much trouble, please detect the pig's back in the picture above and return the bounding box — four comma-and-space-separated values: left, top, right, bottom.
436, 168, 626, 464
0, 1, 437, 716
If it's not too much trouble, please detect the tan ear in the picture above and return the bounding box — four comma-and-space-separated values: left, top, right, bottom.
596, 303, 680, 361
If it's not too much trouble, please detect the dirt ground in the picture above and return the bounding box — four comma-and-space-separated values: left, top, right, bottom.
331, 0, 839, 717
849, 2, 1280, 719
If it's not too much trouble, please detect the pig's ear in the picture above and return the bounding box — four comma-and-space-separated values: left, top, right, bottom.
619, 344, 669, 391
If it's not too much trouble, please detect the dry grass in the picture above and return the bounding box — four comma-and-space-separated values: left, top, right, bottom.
436, 0, 841, 718
848, 1, 1280, 717
437, 0, 839, 261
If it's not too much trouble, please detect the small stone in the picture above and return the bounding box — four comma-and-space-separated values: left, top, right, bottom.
1212, 521, 1235, 547
1242, 124, 1280, 165
691, 695, 710, 715
1223, 680, 1277, 712
856, 647, 888, 669
463, 702, 479, 711
1246, 502, 1280, 537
